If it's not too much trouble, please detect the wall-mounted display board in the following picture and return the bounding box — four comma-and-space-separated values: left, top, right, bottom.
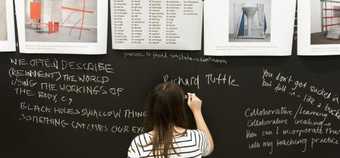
1, 1, 340, 158
2, 45, 340, 158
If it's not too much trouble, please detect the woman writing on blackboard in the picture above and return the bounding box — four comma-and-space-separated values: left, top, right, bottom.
128, 82, 214, 158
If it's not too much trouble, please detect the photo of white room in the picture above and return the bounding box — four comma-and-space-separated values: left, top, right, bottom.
25, 0, 97, 42
311, 0, 340, 44
0, 0, 8, 41
229, 0, 271, 42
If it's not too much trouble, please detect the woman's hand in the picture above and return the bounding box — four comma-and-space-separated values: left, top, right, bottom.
187, 93, 202, 113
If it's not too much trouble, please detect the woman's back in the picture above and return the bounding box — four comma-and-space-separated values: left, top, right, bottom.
127, 83, 214, 158
128, 129, 210, 158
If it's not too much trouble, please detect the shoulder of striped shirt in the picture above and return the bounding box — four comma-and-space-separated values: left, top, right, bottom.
132, 129, 204, 146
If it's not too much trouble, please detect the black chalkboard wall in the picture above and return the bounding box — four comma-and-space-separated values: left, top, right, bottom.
2, 5, 340, 158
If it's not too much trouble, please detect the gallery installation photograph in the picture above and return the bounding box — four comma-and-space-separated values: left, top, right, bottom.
229, 0, 271, 43
25, 0, 98, 42
204, 0, 296, 56
15, 0, 108, 54
0, 0, 16, 52
298, 0, 340, 55
0, 0, 7, 41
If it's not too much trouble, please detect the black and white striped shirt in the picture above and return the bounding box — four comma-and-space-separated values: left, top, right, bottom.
128, 129, 210, 158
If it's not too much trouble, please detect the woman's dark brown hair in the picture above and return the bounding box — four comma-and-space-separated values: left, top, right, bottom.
144, 82, 189, 158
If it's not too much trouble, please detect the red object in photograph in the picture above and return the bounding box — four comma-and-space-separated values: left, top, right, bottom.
48, 22, 60, 33
54, 22, 60, 32
30, 2, 41, 21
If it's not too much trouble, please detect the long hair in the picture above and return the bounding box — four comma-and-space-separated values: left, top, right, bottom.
144, 82, 189, 158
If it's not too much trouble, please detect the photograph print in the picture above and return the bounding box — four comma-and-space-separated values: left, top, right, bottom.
229, 0, 271, 42
25, 0, 98, 42
310, 0, 340, 45
0, 0, 7, 41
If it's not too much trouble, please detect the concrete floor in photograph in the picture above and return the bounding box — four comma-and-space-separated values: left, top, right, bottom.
0, 1, 7, 41
25, 26, 97, 42
311, 32, 340, 45
229, 34, 271, 42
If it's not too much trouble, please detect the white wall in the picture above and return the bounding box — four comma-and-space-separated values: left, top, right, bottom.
42, 0, 62, 22
311, 0, 321, 33
229, 0, 271, 33
25, 0, 30, 23
0, 0, 7, 40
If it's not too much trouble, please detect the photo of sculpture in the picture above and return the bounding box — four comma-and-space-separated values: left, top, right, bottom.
0, 0, 7, 41
229, 0, 271, 42
310, 0, 340, 44
25, 0, 97, 42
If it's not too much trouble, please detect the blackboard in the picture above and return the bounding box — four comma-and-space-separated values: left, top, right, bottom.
2, 4, 340, 158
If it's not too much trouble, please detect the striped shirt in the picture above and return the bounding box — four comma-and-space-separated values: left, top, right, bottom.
128, 129, 210, 158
